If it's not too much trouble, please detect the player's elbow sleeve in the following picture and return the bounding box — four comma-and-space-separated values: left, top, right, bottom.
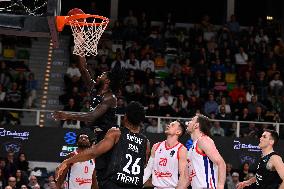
143, 157, 154, 184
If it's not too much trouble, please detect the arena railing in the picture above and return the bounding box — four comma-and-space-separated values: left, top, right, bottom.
0, 107, 282, 137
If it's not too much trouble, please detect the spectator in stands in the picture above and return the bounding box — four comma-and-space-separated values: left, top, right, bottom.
218, 97, 231, 114
233, 95, 247, 118
241, 123, 259, 138
80, 100, 91, 113
171, 79, 186, 97
116, 97, 126, 115
140, 53, 154, 72
225, 163, 234, 189
238, 162, 250, 182
27, 176, 38, 189
172, 94, 188, 117
43, 175, 55, 189
267, 63, 279, 80
124, 76, 142, 102
231, 172, 240, 189
146, 101, 159, 116
64, 62, 82, 91
186, 83, 200, 99
235, 47, 248, 66
158, 90, 174, 116
59, 86, 82, 107
125, 52, 140, 71
145, 119, 162, 133
252, 106, 266, 122
226, 14, 240, 33
188, 95, 202, 116
143, 78, 157, 106
246, 85, 257, 102
111, 53, 126, 70
229, 83, 246, 103
0, 168, 6, 189
0, 84, 6, 124
0, 62, 11, 89
210, 121, 225, 136
4, 152, 17, 182
16, 153, 29, 174
204, 94, 218, 116
7, 176, 16, 189
62, 98, 81, 127
269, 73, 283, 97
156, 80, 170, 97
15, 170, 28, 189
255, 71, 268, 101
25, 73, 38, 109
247, 96, 266, 114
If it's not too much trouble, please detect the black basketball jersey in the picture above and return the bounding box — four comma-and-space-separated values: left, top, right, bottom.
255, 152, 281, 189
105, 127, 148, 188
90, 94, 116, 136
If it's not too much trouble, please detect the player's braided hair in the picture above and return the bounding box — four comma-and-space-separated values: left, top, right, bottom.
106, 67, 126, 93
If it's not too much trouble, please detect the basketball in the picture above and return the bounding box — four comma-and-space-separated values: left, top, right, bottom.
67, 8, 85, 24
67, 8, 85, 16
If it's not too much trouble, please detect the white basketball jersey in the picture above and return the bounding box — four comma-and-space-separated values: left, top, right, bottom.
65, 151, 95, 189
152, 141, 184, 189
187, 135, 218, 189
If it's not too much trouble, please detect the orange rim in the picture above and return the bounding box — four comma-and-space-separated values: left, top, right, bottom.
56, 14, 109, 32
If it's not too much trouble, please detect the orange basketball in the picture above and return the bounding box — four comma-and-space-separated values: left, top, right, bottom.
67, 8, 85, 23
67, 8, 85, 16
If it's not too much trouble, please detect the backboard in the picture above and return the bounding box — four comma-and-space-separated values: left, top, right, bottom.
0, 0, 61, 47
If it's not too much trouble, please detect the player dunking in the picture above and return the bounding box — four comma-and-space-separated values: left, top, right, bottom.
185, 114, 226, 189
56, 133, 98, 189
143, 120, 189, 189
237, 129, 284, 189
53, 56, 125, 187
55, 101, 150, 189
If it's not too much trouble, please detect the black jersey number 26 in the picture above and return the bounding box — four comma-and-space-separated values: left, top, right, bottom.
122, 154, 141, 175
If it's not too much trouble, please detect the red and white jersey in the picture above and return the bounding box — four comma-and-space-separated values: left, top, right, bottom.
64, 151, 95, 189
187, 135, 218, 189
152, 141, 184, 189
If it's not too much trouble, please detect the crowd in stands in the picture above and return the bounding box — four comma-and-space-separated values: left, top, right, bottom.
0, 151, 56, 189
59, 11, 284, 138
0, 36, 38, 125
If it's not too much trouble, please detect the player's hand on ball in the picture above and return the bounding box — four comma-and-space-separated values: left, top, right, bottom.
55, 160, 68, 181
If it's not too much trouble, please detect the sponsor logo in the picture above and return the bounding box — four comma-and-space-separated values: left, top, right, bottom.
4, 142, 21, 153
233, 140, 261, 152
0, 128, 29, 140
170, 150, 175, 157
75, 178, 92, 185
64, 132, 77, 145
59, 146, 78, 157
154, 170, 172, 178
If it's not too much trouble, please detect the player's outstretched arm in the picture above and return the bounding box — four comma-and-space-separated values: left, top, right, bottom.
176, 146, 190, 189
55, 153, 73, 188
271, 155, 284, 189
55, 128, 120, 180
78, 56, 95, 91
143, 143, 158, 184
53, 95, 116, 122
198, 137, 226, 189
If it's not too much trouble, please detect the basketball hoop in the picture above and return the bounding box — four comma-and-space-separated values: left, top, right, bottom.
56, 14, 109, 57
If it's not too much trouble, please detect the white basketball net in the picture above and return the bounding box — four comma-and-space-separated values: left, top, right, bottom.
69, 17, 109, 57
